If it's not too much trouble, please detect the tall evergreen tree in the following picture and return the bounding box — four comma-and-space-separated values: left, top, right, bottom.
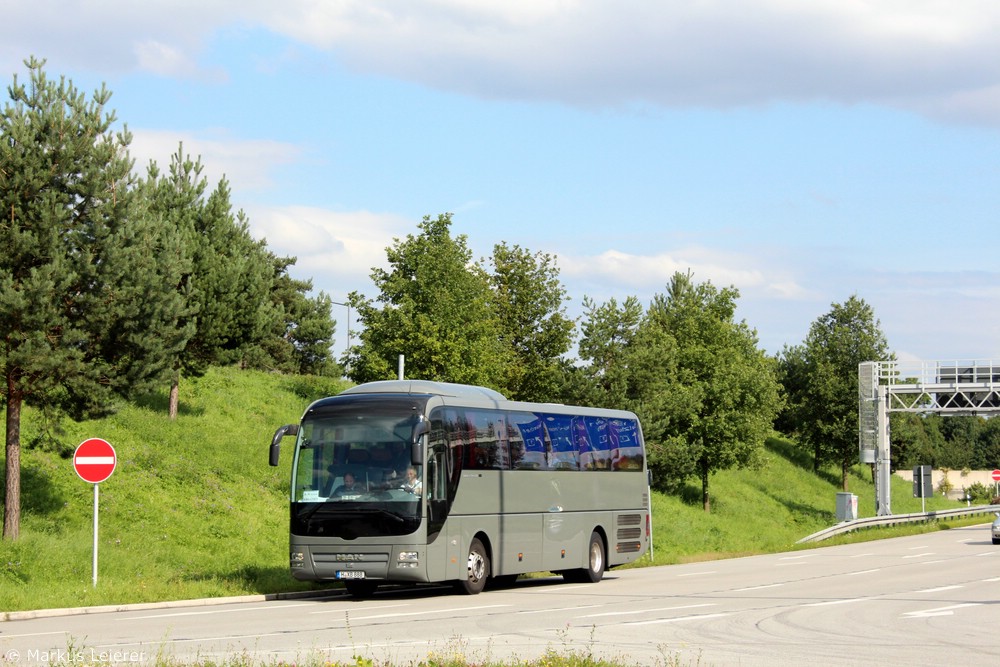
143, 148, 277, 417
1, 59, 189, 539
243, 255, 335, 376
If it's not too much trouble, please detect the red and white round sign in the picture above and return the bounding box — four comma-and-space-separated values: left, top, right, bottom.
73, 438, 117, 484
991, 469, 1000, 482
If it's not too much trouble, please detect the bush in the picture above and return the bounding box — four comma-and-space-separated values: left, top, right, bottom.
965, 482, 994, 504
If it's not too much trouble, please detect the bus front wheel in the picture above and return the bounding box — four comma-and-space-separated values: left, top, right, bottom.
564, 531, 605, 584
456, 538, 490, 595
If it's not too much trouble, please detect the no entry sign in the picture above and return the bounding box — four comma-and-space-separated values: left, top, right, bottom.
992, 469, 1000, 482
73, 438, 117, 484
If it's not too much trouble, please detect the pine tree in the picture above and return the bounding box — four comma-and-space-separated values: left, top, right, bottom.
143, 147, 277, 417
1, 58, 190, 539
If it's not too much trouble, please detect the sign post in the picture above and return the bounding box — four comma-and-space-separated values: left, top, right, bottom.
992, 469, 1000, 498
73, 438, 117, 587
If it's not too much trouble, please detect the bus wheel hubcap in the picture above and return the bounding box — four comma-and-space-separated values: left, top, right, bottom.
468, 552, 485, 581
591, 541, 603, 572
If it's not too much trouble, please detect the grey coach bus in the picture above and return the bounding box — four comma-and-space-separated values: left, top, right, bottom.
268, 380, 651, 597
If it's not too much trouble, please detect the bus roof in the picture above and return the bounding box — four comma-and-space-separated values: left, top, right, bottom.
339, 380, 507, 402
332, 380, 638, 421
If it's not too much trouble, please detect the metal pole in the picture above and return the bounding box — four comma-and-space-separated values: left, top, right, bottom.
92, 483, 99, 587
876, 384, 892, 516
398, 354, 404, 380
330, 301, 352, 355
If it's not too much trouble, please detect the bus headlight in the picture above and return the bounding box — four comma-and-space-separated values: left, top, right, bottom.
397, 551, 419, 568
290, 551, 305, 569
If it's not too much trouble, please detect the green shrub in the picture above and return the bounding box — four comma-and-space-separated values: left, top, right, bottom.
965, 481, 994, 504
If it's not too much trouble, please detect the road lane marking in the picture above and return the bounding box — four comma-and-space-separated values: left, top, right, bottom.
310, 603, 410, 615
846, 569, 881, 576
903, 603, 980, 619
90, 632, 287, 649
131, 603, 315, 619
625, 612, 732, 626
580, 604, 716, 618
676, 571, 716, 577
916, 585, 962, 593
350, 604, 510, 620
732, 583, 784, 591
903, 552, 934, 559
516, 605, 602, 614
804, 597, 874, 607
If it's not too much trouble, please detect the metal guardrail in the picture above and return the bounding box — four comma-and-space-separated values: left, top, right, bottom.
797, 504, 1000, 544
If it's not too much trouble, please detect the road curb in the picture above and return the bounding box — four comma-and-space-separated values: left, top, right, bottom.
2, 588, 343, 622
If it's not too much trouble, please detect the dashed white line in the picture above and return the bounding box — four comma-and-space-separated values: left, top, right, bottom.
915, 585, 962, 593
580, 604, 716, 618
310, 603, 409, 615
804, 597, 874, 608
350, 604, 510, 620
516, 604, 603, 615
624, 612, 732, 626
903, 603, 981, 619
733, 583, 784, 592
131, 603, 314, 619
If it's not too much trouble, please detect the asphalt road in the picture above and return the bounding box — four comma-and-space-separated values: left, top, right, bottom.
3, 524, 1000, 666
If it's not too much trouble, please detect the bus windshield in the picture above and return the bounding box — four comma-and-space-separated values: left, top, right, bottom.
290, 396, 427, 537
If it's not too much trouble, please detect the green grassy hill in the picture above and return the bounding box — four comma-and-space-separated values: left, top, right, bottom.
0, 367, 964, 612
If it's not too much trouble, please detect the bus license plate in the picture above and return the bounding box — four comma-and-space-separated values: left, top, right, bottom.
336, 571, 366, 580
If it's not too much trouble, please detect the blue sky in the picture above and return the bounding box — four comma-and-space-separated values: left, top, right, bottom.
5, 1, 1000, 364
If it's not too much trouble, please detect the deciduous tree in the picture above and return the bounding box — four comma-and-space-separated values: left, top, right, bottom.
642, 272, 781, 511
487, 242, 573, 401
781, 295, 891, 490
347, 213, 509, 388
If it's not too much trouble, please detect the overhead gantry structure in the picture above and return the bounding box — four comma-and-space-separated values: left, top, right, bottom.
859, 360, 1000, 515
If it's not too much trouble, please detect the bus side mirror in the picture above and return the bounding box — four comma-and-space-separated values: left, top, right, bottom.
410, 419, 429, 465
269, 424, 299, 466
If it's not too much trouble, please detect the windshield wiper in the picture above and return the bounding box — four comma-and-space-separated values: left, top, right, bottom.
356, 507, 406, 524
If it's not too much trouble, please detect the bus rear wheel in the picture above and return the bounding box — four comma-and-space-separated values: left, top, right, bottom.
564, 531, 605, 584
456, 538, 490, 595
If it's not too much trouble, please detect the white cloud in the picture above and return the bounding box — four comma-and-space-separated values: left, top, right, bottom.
556, 247, 808, 299
7, 1, 1000, 123
246, 206, 414, 296
129, 129, 303, 190
255, 1, 1000, 121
